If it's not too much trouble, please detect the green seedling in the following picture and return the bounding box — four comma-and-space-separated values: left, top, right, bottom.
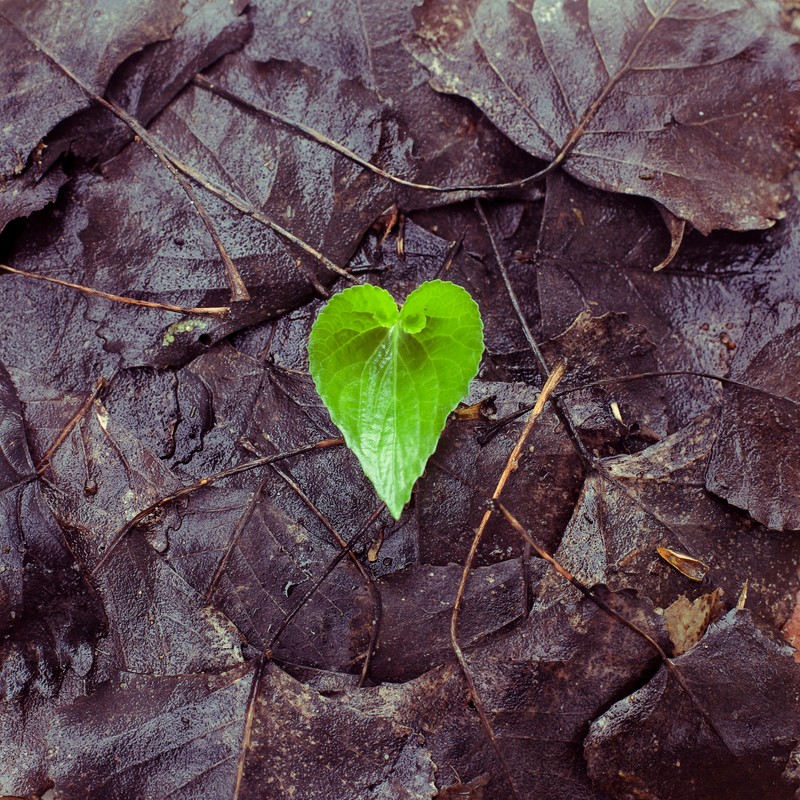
308, 280, 484, 519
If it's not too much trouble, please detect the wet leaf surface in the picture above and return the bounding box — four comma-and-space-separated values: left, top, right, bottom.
0, 0, 185, 178
535, 170, 800, 423
706, 302, 800, 530
48, 663, 254, 799
368, 560, 527, 682
239, 662, 438, 800
245, 0, 541, 200
462, 589, 668, 799
585, 610, 800, 800
540, 411, 800, 630
1, 2, 799, 798
409, 0, 800, 232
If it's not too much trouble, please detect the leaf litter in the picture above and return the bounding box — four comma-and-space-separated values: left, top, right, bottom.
1, 1, 800, 798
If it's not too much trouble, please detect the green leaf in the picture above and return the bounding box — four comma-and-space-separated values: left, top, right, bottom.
308, 280, 484, 519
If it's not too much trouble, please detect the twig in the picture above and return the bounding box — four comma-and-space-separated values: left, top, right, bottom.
450, 362, 566, 799
193, 74, 557, 196
35, 377, 109, 474
474, 200, 594, 466
156, 150, 349, 293
0, 264, 230, 317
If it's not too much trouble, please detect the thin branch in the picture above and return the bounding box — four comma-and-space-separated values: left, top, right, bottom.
0, 264, 230, 317
193, 74, 557, 196
450, 362, 566, 799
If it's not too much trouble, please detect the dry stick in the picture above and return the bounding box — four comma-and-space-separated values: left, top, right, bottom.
451, 363, 566, 800
35, 377, 109, 474
493, 500, 730, 748
232, 504, 385, 800
90, 437, 343, 576
0, 14, 250, 305
193, 74, 559, 196
478, 190, 734, 746
474, 200, 594, 467
0, 264, 230, 318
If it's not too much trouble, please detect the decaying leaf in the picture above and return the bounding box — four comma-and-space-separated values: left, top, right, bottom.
661, 589, 726, 656
706, 302, 800, 531
461, 589, 668, 799
538, 411, 800, 630
238, 663, 438, 799
585, 610, 800, 799
656, 546, 709, 582
48, 663, 254, 799
0, 0, 185, 179
246, 0, 539, 201
535, 171, 800, 424
410, 0, 800, 232
367, 560, 526, 682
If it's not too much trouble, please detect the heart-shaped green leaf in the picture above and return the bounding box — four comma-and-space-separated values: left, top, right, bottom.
308, 280, 484, 519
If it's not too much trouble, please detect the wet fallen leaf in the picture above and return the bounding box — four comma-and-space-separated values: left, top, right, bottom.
539, 411, 800, 630
0, 0, 185, 178
706, 302, 800, 530
409, 0, 800, 232
585, 610, 800, 799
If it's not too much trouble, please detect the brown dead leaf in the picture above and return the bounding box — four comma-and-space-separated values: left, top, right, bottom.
662, 589, 725, 656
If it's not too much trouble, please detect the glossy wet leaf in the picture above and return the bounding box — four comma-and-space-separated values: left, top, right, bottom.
308, 280, 484, 519
585, 610, 800, 800
409, 0, 800, 232
539, 412, 800, 629
706, 302, 800, 530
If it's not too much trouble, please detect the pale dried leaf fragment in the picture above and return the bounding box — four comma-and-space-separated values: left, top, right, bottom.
662, 589, 726, 656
